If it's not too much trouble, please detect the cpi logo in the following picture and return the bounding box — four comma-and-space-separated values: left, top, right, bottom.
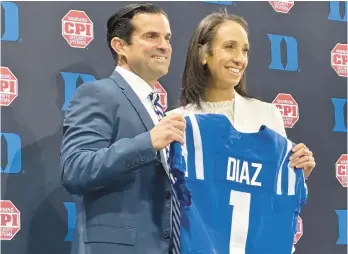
1, 2, 19, 41
331, 43, 348, 77
0, 133, 22, 174
62, 10, 94, 48
0, 67, 18, 107
0, 200, 21, 240
154, 81, 168, 112
293, 216, 303, 244
272, 93, 299, 128
336, 154, 347, 187
269, 1, 294, 13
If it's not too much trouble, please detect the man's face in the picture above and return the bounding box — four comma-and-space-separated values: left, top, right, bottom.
122, 13, 172, 84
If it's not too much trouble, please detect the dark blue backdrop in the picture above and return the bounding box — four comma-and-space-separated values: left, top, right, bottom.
1, 1, 347, 254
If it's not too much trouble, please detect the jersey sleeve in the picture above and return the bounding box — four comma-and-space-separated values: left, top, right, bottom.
168, 117, 192, 207
286, 144, 308, 209
296, 166, 308, 209
276, 140, 308, 254
276, 139, 308, 207
169, 141, 187, 176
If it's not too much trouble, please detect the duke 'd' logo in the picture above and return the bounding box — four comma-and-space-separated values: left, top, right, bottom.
0, 67, 18, 107
154, 81, 167, 111
331, 43, 348, 77
336, 154, 347, 188
272, 93, 299, 128
0, 200, 20, 240
62, 10, 94, 48
293, 216, 303, 244
269, 1, 294, 13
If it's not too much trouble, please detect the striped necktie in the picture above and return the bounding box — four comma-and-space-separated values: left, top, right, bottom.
148, 91, 181, 254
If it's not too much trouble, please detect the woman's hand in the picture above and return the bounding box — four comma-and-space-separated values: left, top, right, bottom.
290, 143, 316, 179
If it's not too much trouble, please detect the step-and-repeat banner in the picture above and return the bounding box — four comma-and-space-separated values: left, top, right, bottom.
1, 1, 347, 254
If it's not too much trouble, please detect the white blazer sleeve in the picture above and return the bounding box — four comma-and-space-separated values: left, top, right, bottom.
166, 106, 184, 116
271, 104, 287, 138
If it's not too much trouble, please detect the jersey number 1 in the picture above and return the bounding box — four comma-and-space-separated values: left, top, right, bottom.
229, 190, 251, 254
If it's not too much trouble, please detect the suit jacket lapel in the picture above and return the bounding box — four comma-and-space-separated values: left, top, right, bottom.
109, 71, 154, 131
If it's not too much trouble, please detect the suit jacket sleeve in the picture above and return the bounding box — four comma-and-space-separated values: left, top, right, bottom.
60, 81, 157, 194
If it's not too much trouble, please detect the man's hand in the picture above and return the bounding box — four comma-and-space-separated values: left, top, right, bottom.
150, 113, 186, 151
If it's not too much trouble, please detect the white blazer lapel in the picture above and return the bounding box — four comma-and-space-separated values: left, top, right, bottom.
233, 89, 258, 133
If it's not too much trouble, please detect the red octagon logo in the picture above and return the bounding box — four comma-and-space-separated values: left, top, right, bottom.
0, 67, 18, 107
336, 154, 348, 187
0, 200, 21, 240
272, 93, 299, 128
269, 1, 294, 14
62, 10, 94, 48
154, 81, 168, 112
331, 43, 348, 77
293, 216, 303, 244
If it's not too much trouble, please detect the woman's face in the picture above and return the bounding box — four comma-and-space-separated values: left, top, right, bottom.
203, 21, 249, 90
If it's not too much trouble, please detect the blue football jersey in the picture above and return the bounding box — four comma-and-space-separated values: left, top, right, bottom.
169, 113, 308, 254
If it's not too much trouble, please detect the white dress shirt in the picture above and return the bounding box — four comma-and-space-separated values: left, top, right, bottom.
115, 66, 160, 125
115, 66, 170, 174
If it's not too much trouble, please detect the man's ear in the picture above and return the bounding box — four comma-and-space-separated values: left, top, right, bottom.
110, 37, 127, 59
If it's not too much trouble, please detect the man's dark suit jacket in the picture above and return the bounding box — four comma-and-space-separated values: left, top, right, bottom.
60, 71, 172, 254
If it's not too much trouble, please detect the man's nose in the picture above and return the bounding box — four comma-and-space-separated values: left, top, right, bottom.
156, 37, 170, 52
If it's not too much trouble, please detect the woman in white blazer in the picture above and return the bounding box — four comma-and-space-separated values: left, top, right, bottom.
169, 10, 316, 179
168, 10, 315, 254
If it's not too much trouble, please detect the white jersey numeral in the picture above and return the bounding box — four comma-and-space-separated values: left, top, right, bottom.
229, 190, 251, 254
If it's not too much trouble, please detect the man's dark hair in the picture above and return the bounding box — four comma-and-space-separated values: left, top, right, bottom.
180, 9, 253, 108
106, 3, 167, 65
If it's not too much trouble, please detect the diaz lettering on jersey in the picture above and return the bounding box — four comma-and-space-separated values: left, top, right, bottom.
328, 1, 347, 22
226, 157, 262, 187
268, 34, 299, 72
61, 72, 96, 111
1, 2, 19, 41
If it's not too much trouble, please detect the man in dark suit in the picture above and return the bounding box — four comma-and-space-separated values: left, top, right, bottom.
60, 3, 186, 254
